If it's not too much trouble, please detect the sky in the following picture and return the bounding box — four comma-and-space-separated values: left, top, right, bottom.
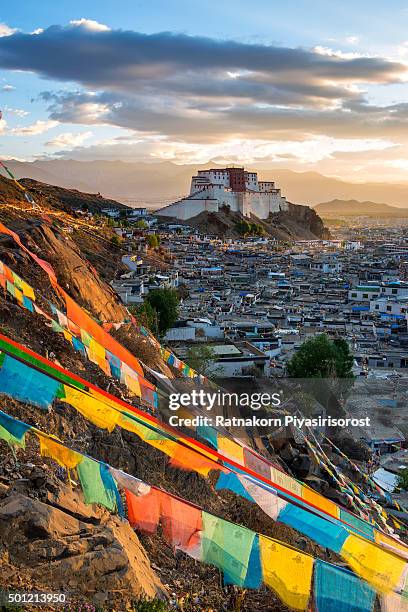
1, 0, 408, 182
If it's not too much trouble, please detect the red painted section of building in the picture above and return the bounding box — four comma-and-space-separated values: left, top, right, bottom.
227, 167, 246, 192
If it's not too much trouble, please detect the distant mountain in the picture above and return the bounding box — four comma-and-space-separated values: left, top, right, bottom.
3, 160, 408, 208
315, 199, 408, 218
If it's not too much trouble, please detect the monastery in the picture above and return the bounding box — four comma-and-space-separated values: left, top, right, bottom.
157, 166, 289, 220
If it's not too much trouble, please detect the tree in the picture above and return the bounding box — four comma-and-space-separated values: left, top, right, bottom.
110, 234, 123, 246
286, 334, 355, 416
398, 469, 408, 491
147, 234, 160, 249
286, 334, 354, 379
135, 220, 148, 230
145, 288, 179, 335
129, 301, 158, 335
186, 345, 218, 376
235, 220, 265, 237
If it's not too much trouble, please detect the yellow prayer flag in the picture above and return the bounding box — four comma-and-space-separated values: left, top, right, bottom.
124, 373, 141, 397
341, 534, 407, 593
63, 330, 73, 343
61, 385, 119, 432
374, 532, 408, 560
37, 433, 82, 469
259, 536, 313, 610
14, 287, 24, 304
21, 280, 35, 301
217, 437, 245, 465
118, 413, 151, 437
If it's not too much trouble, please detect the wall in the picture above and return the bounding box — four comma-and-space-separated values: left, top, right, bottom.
158, 198, 219, 220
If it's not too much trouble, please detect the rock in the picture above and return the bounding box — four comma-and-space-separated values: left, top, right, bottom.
280, 443, 299, 464
0, 492, 166, 605
304, 475, 329, 494
291, 453, 311, 476
46, 483, 107, 523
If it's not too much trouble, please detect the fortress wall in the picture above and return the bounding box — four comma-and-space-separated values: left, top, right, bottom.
158, 198, 219, 220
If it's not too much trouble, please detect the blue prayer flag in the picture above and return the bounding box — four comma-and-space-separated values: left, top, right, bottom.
215, 472, 255, 503
314, 559, 375, 612
0, 409, 31, 442
278, 504, 348, 554
0, 354, 61, 409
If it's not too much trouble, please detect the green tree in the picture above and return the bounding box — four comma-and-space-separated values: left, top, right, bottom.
146, 288, 179, 335
129, 301, 158, 334
186, 344, 218, 376
398, 468, 408, 491
235, 220, 265, 237
235, 220, 251, 236
147, 233, 160, 248
135, 220, 148, 230
286, 334, 354, 379
286, 334, 355, 416
110, 234, 123, 246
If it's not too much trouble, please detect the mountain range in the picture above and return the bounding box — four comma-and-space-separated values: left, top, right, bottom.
3, 159, 408, 209
314, 199, 408, 218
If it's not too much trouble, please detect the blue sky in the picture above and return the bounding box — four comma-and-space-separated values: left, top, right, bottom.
1, 1, 408, 181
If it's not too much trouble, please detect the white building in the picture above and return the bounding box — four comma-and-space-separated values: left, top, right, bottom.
370, 297, 408, 318
349, 282, 408, 302
157, 167, 289, 220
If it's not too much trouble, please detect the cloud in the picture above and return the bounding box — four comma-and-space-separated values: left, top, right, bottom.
0, 23, 405, 94
3, 106, 29, 117
45, 130, 92, 148
0, 23, 15, 37
1, 20, 408, 179
0, 21, 403, 144
50, 133, 394, 166
12, 119, 59, 135
2, 84, 15, 91
69, 18, 110, 32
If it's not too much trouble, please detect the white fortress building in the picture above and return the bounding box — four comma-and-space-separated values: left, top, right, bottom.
157, 167, 289, 220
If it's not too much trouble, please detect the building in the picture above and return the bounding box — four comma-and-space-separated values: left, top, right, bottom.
348, 282, 408, 302
157, 167, 289, 220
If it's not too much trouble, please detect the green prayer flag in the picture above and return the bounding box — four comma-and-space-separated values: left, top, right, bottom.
201, 512, 255, 586
0, 423, 26, 449
77, 456, 116, 511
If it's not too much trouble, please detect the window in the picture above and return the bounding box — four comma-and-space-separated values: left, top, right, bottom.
387, 306, 392, 312
351, 292, 357, 297
375, 304, 380, 309
363, 293, 368, 299
392, 288, 398, 294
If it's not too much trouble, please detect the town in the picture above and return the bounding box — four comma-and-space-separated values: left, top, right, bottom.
105, 195, 408, 469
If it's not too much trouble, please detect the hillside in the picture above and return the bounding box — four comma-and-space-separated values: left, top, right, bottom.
168, 202, 330, 240
5, 159, 408, 208
315, 199, 408, 218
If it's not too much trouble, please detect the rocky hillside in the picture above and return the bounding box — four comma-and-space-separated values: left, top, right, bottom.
163, 202, 330, 240
0, 176, 130, 215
